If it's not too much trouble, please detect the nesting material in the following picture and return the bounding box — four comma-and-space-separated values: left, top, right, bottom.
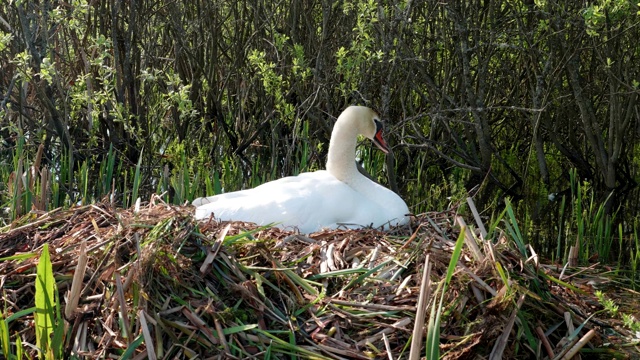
0, 200, 638, 359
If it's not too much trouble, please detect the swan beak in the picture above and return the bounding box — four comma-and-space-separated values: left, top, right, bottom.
373, 120, 390, 154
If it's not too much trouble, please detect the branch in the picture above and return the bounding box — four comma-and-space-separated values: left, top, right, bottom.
402, 142, 482, 172
1, 74, 17, 110
0, 14, 11, 33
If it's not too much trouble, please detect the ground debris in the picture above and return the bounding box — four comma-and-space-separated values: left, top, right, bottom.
0, 200, 638, 359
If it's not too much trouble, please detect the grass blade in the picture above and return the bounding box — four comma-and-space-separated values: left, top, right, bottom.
0, 310, 11, 358
425, 227, 467, 359
131, 148, 144, 207
35, 244, 55, 358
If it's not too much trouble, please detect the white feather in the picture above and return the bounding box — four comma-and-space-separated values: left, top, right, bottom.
193, 106, 410, 233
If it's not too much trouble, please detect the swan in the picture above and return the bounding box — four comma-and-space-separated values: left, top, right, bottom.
192, 106, 410, 233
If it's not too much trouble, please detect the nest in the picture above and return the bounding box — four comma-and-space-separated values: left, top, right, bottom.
0, 199, 638, 359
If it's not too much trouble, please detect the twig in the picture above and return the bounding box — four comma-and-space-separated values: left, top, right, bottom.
200, 223, 230, 273
329, 299, 416, 312
114, 271, 132, 343
536, 326, 555, 358
383, 333, 393, 360
561, 329, 596, 360
409, 254, 432, 360
489, 293, 526, 360
355, 317, 412, 347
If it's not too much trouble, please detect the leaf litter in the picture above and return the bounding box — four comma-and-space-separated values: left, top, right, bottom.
0, 198, 639, 359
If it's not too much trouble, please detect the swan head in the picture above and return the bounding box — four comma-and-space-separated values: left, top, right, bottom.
328, 106, 392, 182
338, 106, 390, 154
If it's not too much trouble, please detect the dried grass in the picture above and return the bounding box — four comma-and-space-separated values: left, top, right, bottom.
0, 199, 638, 359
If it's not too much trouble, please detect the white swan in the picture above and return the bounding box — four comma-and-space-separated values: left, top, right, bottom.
193, 106, 410, 233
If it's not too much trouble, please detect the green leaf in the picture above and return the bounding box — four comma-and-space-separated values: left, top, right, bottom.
0, 311, 11, 358
35, 243, 55, 357
119, 334, 144, 360
222, 323, 258, 335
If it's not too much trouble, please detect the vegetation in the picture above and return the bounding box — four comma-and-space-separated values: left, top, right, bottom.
1, 0, 640, 357
1, 201, 638, 358
1, 0, 640, 264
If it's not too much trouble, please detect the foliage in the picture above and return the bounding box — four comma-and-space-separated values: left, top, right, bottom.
1, 0, 640, 270
596, 289, 640, 336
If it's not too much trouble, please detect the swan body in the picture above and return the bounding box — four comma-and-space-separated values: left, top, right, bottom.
193, 106, 409, 233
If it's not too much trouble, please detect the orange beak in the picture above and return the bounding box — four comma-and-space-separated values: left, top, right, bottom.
372, 120, 389, 154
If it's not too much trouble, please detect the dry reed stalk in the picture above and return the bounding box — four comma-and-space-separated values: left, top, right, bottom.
0, 201, 636, 358
65, 239, 87, 319
455, 216, 485, 262
200, 223, 230, 273
409, 254, 431, 360
466, 197, 487, 238
139, 309, 157, 360
489, 293, 526, 360
561, 329, 596, 360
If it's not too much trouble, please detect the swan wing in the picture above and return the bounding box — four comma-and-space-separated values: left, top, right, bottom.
194, 171, 380, 233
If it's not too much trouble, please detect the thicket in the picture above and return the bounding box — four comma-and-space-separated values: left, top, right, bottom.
1, 0, 639, 265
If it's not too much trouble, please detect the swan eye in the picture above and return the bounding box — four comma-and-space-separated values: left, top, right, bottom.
374, 119, 384, 132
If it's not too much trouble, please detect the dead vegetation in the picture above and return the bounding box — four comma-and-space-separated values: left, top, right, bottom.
0, 199, 639, 359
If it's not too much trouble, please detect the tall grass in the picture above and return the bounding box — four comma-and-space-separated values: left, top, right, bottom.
624, 223, 640, 288
503, 198, 528, 258
99, 143, 116, 198
563, 169, 616, 264
556, 194, 567, 262
1, 126, 638, 283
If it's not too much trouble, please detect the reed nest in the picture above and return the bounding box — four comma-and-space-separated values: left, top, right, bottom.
0, 198, 638, 359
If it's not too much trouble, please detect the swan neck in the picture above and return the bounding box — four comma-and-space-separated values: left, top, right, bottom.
326, 123, 359, 182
